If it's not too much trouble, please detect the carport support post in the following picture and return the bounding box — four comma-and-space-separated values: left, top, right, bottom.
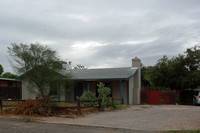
57, 88, 60, 102
127, 81, 129, 104
0, 99, 2, 111
120, 80, 123, 104
87, 82, 90, 100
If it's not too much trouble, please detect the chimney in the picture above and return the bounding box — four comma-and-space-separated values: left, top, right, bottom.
132, 57, 141, 68
131, 57, 141, 105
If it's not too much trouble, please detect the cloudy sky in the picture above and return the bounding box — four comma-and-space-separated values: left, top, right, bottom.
1, 0, 200, 74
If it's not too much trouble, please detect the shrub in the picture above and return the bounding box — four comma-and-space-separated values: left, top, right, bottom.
97, 82, 112, 110
77, 90, 97, 107
4, 97, 51, 116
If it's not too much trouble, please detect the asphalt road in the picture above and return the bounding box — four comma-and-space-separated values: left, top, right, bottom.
0, 117, 155, 133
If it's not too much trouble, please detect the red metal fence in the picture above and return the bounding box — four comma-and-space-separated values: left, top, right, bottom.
141, 89, 176, 105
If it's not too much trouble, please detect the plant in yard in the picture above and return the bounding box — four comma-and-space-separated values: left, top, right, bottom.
77, 90, 97, 107
7, 43, 72, 110
97, 82, 112, 110
3, 97, 51, 116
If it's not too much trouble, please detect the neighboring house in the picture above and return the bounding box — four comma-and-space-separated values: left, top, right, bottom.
21, 57, 143, 105
0, 78, 22, 100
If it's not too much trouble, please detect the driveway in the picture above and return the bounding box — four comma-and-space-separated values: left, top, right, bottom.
41, 105, 200, 131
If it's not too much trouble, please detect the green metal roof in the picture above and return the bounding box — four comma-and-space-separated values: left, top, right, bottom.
68, 67, 138, 81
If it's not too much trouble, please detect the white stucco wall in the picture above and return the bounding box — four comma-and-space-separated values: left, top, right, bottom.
129, 69, 141, 105
22, 80, 37, 100
22, 80, 65, 101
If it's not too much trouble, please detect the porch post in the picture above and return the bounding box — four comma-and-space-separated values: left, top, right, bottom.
120, 80, 123, 104
87, 82, 90, 91
87, 82, 90, 99
57, 88, 60, 102
127, 81, 129, 104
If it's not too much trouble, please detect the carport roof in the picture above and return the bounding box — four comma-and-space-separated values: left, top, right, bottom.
0, 78, 20, 81
67, 67, 138, 81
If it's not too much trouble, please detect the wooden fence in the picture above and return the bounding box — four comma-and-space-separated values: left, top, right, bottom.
77, 99, 102, 115
0, 99, 25, 111
0, 99, 102, 116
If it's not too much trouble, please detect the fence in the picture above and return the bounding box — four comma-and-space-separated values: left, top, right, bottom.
0, 99, 102, 115
159, 90, 176, 104
0, 99, 25, 111
140, 90, 177, 105
77, 99, 102, 115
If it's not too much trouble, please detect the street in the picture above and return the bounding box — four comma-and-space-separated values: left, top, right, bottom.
0, 117, 154, 133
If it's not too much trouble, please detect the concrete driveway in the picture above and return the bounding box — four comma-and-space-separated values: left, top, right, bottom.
41, 105, 200, 131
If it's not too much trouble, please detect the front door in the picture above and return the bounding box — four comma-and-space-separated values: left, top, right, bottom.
74, 83, 83, 101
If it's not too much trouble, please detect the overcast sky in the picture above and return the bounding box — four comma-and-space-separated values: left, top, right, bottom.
1, 0, 200, 74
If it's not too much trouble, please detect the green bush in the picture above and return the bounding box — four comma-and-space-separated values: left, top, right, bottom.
97, 82, 112, 110
77, 90, 97, 107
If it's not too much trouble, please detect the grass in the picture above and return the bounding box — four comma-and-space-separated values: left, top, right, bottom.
139, 105, 152, 109
162, 130, 200, 133
112, 104, 131, 111
52, 102, 77, 107
3, 101, 19, 106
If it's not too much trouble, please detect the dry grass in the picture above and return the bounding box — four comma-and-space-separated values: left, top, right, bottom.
53, 102, 77, 107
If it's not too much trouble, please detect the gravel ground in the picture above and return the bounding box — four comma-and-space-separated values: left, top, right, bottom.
40, 105, 200, 131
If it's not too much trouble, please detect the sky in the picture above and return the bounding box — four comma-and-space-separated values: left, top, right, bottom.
1, 0, 200, 74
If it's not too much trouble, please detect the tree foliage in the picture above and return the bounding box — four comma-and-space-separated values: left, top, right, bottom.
2, 72, 18, 79
8, 42, 72, 99
142, 45, 200, 91
97, 82, 112, 109
0, 64, 3, 76
78, 90, 97, 107
0, 64, 18, 79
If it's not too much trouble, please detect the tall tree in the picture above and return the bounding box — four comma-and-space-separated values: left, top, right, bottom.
184, 45, 200, 89
0, 64, 3, 76
142, 45, 200, 91
8, 42, 72, 100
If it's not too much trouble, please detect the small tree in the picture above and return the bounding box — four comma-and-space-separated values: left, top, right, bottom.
7, 42, 72, 102
97, 82, 112, 110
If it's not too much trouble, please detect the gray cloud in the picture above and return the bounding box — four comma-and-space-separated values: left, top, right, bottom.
0, 0, 200, 73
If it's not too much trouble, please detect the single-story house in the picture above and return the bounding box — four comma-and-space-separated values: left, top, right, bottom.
0, 78, 22, 100
21, 57, 143, 105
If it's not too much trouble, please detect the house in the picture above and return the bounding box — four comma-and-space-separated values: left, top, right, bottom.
21, 57, 142, 105
0, 78, 22, 100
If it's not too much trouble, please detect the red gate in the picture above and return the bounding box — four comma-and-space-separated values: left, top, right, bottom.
141, 88, 176, 105
148, 91, 160, 104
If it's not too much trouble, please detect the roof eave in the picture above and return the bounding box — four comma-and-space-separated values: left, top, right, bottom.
127, 69, 138, 79
72, 78, 128, 81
